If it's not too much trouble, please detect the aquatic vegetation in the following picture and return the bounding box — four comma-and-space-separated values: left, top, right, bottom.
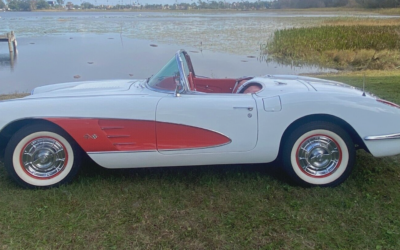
0, 12, 329, 55
266, 25, 400, 70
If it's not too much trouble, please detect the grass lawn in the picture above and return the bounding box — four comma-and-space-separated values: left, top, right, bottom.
0, 72, 400, 249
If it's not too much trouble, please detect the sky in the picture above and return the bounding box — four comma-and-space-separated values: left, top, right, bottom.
68, 0, 269, 6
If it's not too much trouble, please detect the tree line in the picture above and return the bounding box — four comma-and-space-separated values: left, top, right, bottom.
0, 0, 64, 10
0, 0, 272, 11
1, 0, 399, 11
271, 0, 400, 8
0, 0, 6, 9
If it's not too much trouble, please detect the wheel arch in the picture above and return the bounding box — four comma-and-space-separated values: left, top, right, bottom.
0, 118, 83, 158
279, 114, 367, 155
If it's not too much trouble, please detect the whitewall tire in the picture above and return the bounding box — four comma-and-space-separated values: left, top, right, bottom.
282, 121, 355, 187
4, 123, 82, 188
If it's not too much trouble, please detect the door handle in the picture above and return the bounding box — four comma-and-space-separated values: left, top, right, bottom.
233, 107, 254, 111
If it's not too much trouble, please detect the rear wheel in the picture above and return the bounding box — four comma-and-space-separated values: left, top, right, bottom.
4, 123, 82, 189
281, 121, 355, 187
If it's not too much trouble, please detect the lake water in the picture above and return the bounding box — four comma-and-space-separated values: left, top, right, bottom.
0, 11, 397, 94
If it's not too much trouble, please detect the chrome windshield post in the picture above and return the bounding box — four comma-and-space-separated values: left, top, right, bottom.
175, 50, 190, 94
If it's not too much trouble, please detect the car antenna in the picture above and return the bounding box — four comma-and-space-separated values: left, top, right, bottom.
362, 73, 366, 97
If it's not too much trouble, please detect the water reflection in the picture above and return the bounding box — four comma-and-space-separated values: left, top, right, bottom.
0, 51, 17, 71
0, 34, 335, 94
258, 52, 323, 70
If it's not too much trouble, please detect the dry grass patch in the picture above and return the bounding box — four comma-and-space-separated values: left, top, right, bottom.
265, 25, 400, 70
324, 17, 400, 26
0, 93, 29, 100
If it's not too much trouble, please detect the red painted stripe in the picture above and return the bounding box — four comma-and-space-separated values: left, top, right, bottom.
45, 118, 230, 152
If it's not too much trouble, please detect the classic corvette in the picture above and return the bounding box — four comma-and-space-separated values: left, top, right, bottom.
1, 50, 400, 188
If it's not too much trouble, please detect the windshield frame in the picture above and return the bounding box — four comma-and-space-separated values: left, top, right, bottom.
146, 50, 191, 94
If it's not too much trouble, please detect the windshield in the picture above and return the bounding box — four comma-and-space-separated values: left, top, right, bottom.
146, 50, 192, 93
147, 56, 180, 92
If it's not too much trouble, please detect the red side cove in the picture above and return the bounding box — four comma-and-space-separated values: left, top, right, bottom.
45, 118, 230, 152
46, 118, 156, 152
156, 122, 231, 150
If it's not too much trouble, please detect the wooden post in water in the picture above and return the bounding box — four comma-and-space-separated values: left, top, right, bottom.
9, 51, 15, 70
7, 33, 13, 53
1, 31, 17, 54
11, 31, 17, 53
6, 31, 17, 53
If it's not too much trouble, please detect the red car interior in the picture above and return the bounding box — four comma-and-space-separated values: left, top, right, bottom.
191, 76, 261, 94
192, 77, 237, 93
154, 75, 261, 94
154, 76, 176, 91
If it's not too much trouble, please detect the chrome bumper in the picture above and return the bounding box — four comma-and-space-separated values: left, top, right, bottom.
365, 133, 400, 141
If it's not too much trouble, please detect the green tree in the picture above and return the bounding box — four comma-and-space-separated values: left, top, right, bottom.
7, 0, 19, 10
19, 0, 32, 10
36, 0, 49, 9
81, 1, 94, 9
272, 0, 348, 8
0, 0, 5, 9
8, 0, 32, 10
356, 0, 399, 8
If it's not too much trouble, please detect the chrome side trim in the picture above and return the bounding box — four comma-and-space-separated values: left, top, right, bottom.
113, 143, 136, 146
158, 141, 232, 152
107, 135, 130, 138
87, 141, 232, 155
88, 150, 157, 154
17, 93, 149, 102
101, 126, 124, 130
364, 133, 400, 141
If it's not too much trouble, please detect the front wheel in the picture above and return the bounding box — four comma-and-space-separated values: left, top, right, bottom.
4, 123, 82, 189
281, 121, 356, 187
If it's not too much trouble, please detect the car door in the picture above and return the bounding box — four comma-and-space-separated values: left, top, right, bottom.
156, 93, 258, 155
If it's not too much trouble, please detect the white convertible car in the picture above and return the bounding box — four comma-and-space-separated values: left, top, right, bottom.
1, 50, 400, 188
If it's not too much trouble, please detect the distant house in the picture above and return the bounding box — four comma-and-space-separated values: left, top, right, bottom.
47, 1, 56, 6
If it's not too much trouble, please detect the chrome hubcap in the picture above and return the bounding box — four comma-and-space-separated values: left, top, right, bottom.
297, 135, 341, 177
21, 137, 67, 178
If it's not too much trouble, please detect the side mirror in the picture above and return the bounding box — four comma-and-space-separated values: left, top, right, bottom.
174, 84, 181, 97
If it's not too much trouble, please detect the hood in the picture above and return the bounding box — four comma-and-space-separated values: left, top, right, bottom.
29, 79, 146, 98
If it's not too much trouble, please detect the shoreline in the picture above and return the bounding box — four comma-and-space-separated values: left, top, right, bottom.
16, 7, 397, 15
